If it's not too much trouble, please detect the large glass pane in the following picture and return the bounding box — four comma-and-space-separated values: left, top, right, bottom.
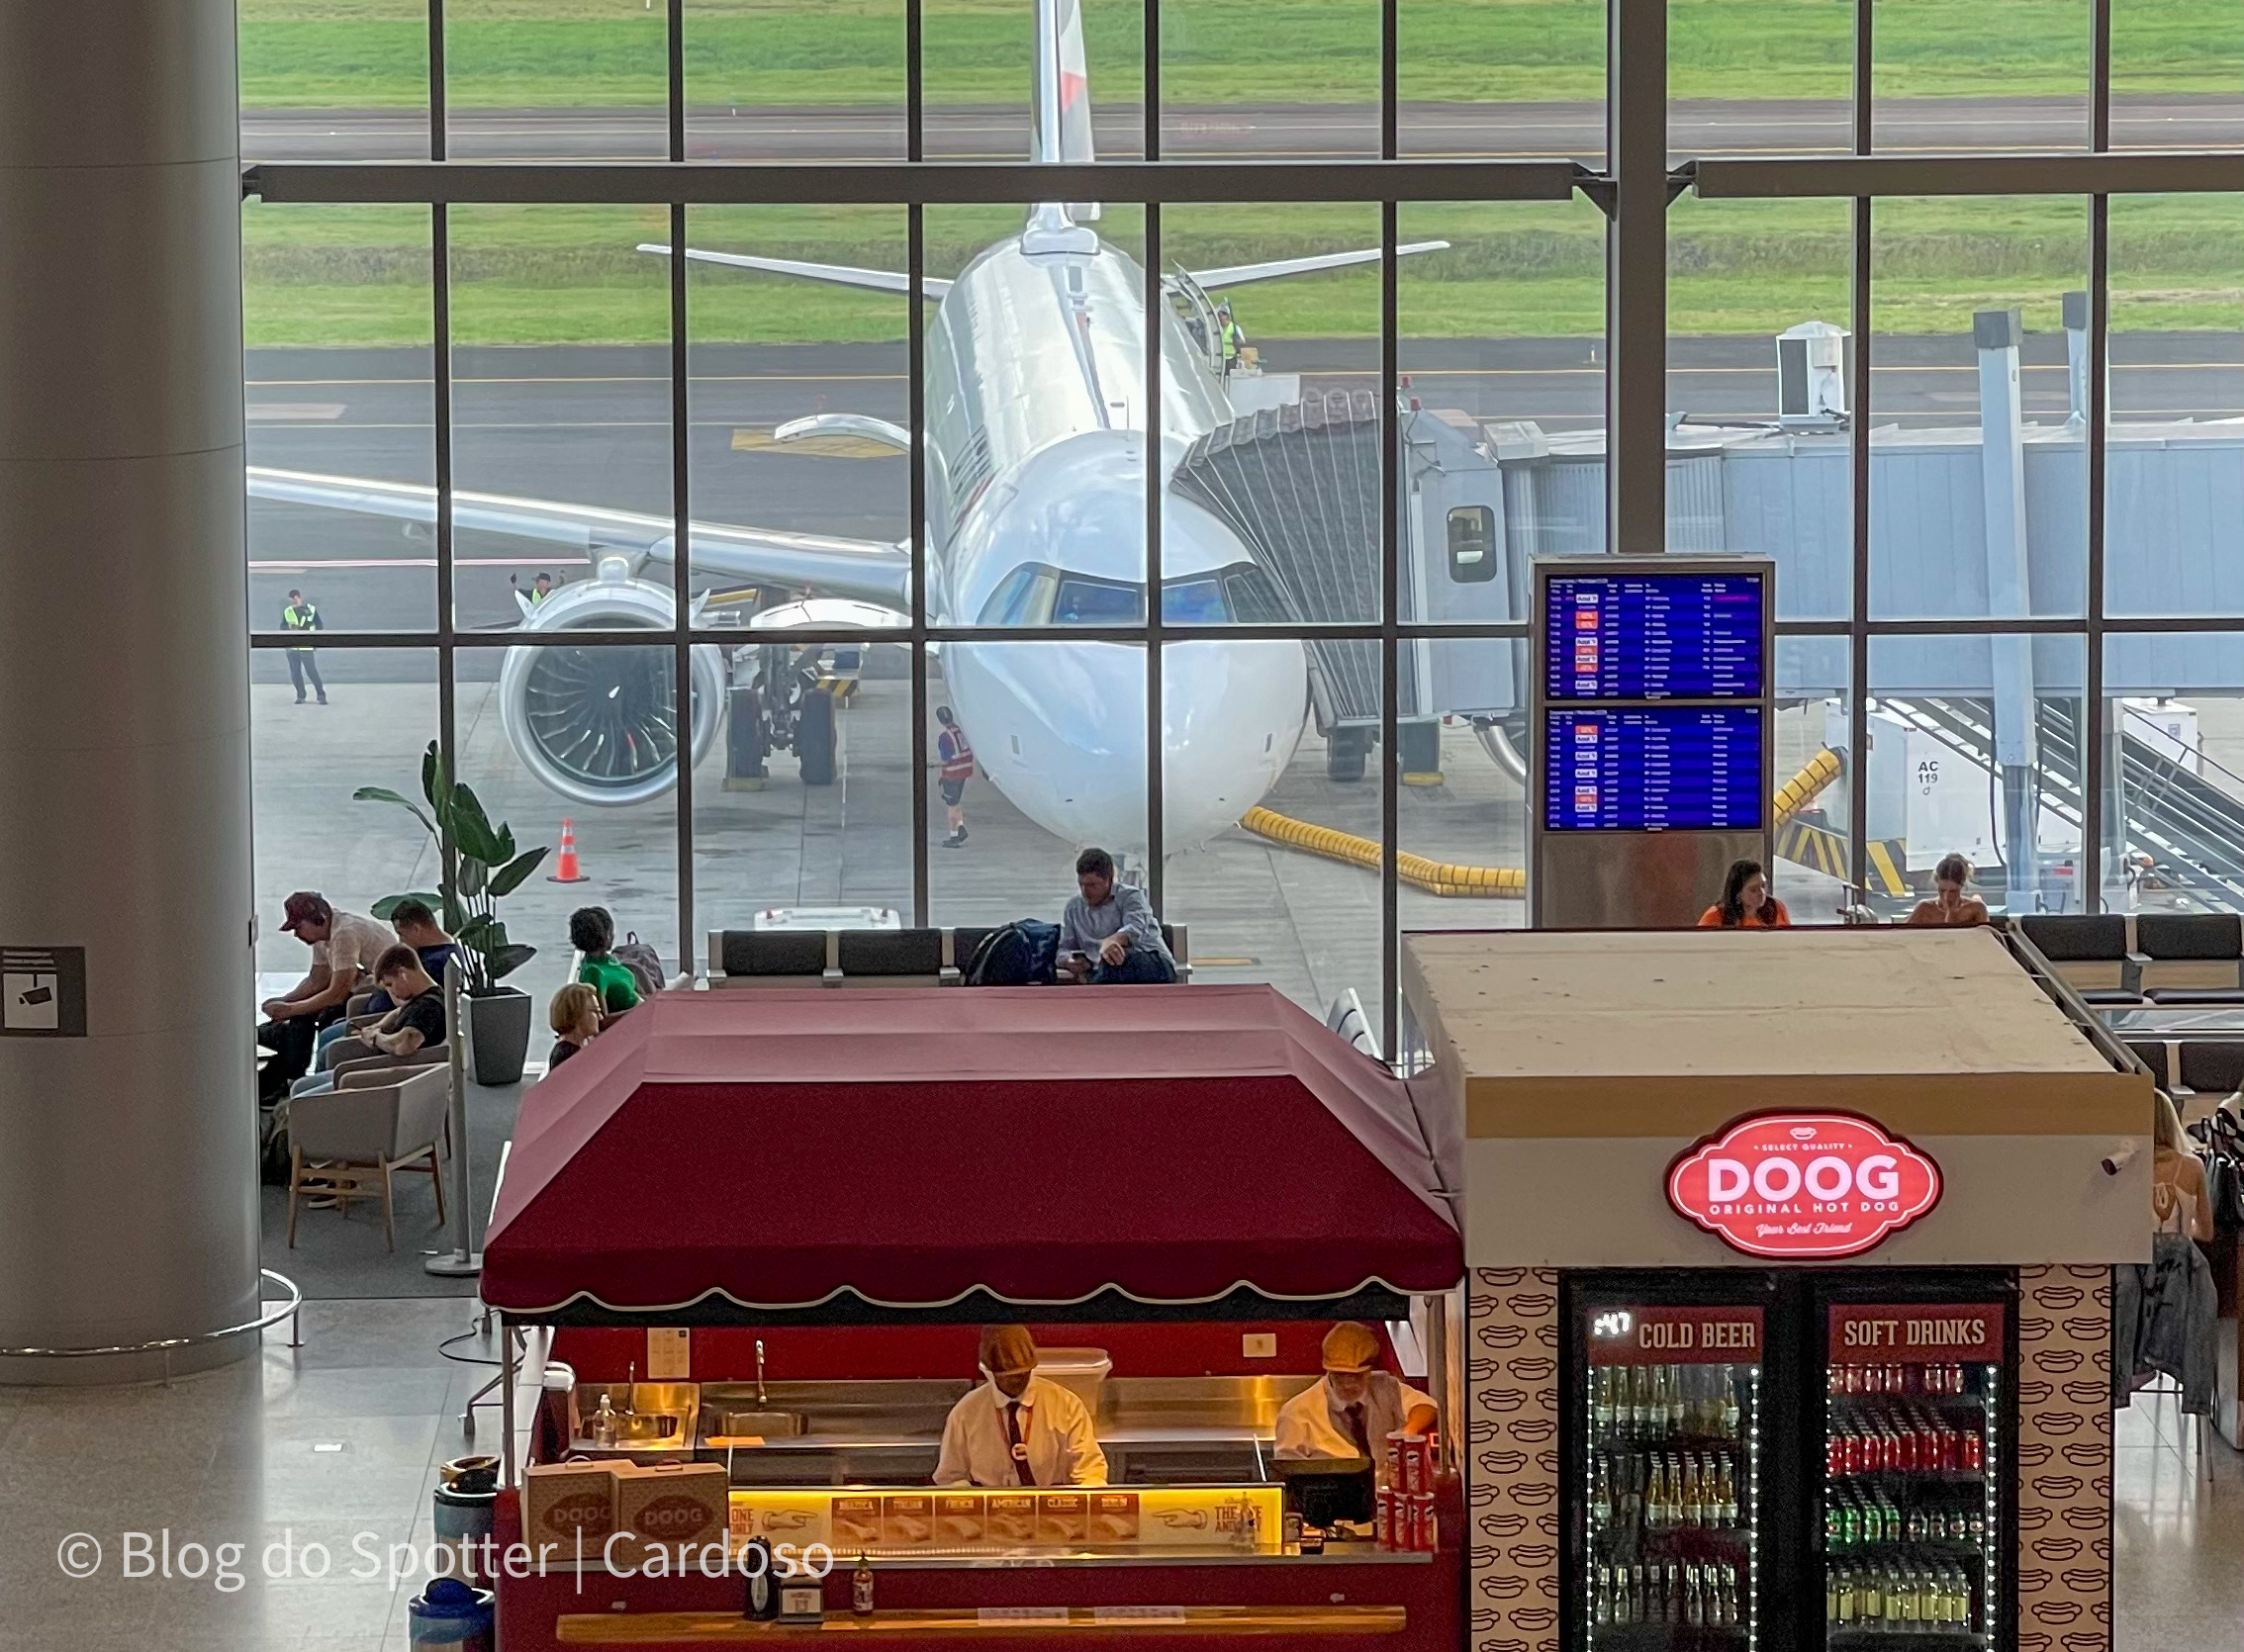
447, 205, 675, 631
926, 645, 1151, 928
1867, 198, 2088, 621
2104, 194, 2244, 619
252, 649, 440, 990
1161, 0, 1372, 159
1389, 641, 1530, 978
246, 203, 438, 637
2099, 633, 2244, 914
1164, 204, 1381, 626
445, 0, 667, 158
457, 642, 684, 1009
2111, 0, 2244, 150
1667, 196, 1853, 618
925, 203, 1149, 620
1772, 636, 1855, 919
688, 0, 907, 160
240, 0, 430, 161
1404, 0, 1605, 164
1872, 0, 2090, 153
1672, 0, 1850, 158
1164, 639, 1378, 1019
1867, 633, 2088, 915
924, 0, 1145, 160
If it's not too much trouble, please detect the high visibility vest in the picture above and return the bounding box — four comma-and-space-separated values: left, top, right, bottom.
939, 728, 976, 781
282, 603, 320, 651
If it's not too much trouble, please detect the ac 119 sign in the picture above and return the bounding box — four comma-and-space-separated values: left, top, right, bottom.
1666, 1113, 1943, 1259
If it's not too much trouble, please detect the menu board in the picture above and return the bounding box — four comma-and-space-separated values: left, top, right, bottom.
1543, 572, 1765, 702
1543, 706, 1765, 832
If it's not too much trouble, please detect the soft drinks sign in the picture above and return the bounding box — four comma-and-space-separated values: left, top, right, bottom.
1666, 1113, 1942, 1259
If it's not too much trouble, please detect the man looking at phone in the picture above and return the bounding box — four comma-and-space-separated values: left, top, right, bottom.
1056, 847, 1176, 984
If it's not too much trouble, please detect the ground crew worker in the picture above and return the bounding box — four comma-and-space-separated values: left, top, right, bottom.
282, 589, 327, 704
936, 704, 974, 848
1218, 304, 1244, 375
511, 571, 555, 620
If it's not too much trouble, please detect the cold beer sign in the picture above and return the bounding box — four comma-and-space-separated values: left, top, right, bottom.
1666, 1113, 1942, 1259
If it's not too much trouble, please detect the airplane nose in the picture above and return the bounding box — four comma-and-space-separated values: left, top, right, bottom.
1159, 639, 1305, 848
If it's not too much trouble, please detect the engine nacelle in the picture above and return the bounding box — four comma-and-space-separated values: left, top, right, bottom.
498, 569, 726, 807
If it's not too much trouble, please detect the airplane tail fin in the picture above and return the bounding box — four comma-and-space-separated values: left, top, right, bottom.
1031, 0, 1099, 223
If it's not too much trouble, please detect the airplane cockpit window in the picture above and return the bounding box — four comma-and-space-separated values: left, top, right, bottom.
976, 562, 1289, 626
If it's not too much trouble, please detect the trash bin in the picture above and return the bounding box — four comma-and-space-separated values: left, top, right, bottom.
408, 1577, 495, 1651
431, 1458, 499, 1586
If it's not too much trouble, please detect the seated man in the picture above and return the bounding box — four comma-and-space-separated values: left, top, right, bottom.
290, 947, 447, 1097
258, 893, 397, 1093
1057, 848, 1176, 984
1274, 1323, 1439, 1483
570, 905, 642, 1023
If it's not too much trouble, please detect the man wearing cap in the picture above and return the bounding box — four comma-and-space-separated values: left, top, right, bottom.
933, 1327, 1107, 1489
1273, 1323, 1439, 1476
256, 893, 397, 1092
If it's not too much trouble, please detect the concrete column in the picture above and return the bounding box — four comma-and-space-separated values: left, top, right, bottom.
0, 1, 256, 1380
1975, 308, 2042, 910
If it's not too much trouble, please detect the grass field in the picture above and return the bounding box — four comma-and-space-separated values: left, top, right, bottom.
240, 0, 2244, 109
244, 195, 2244, 346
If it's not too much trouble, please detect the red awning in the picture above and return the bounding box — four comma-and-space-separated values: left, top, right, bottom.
482, 984, 1460, 1319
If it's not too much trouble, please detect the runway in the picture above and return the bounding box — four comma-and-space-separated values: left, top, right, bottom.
242, 94, 2244, 162
245, 332, 2244, 638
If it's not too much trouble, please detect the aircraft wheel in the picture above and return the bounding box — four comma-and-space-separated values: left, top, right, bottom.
797, 688, 837, 786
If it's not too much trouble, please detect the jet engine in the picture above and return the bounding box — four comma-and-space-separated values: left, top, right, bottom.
499, 564, 725, 807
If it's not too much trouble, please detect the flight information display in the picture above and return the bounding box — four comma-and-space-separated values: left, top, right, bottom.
1543, 706, 1766, 832
1543, 572, 1766, 701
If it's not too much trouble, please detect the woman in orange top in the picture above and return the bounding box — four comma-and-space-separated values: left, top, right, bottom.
1699, 859, 1792, 928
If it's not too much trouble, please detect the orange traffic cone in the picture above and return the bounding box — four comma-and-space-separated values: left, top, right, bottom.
547, 817, 590, 883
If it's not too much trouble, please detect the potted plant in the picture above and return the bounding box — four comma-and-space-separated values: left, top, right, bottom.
358, 743, 550, 1086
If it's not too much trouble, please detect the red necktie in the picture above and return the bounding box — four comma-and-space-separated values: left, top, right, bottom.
1345, 1403, 1371, 1459
1005, 1402, 1036, 1486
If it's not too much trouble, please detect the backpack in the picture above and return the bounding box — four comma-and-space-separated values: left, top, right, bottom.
612, 932, 668, 1001
965, 920, 1059, 987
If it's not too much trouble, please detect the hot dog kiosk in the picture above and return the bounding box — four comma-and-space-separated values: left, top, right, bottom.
478, 984, 1467, 1650
1401, 924, 2150, 1652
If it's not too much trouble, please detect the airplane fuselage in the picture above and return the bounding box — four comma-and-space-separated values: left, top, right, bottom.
919, 223, 1309, 854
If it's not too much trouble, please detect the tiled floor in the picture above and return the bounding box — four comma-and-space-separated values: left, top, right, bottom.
2, 1305, 2236, 1651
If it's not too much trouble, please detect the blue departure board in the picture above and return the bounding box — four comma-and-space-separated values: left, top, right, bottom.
1543, 706, 1766, 832
1543, 572, 1766, 701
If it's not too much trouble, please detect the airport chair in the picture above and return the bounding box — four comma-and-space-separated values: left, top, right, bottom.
944, 923, 1194, 984
707, 929, 834, 987
2136, 913, 2244, 1004
286, 1063, 450, 1251
2015, 913, 2145, 1004
326, 1041, 449, 1086
835, 928, 945, 987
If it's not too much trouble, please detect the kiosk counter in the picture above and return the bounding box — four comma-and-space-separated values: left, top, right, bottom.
1403, 925, 2151, 1652
475, 985, 1468, 1651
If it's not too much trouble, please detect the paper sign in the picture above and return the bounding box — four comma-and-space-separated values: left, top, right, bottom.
978, 1607, 1072, 1623
645, 1328, 691, 1380
1093, 1606, 1188, 1624
2, 947, 85, 1038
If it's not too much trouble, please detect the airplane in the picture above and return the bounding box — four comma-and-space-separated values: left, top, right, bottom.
247, 0, 1449, 852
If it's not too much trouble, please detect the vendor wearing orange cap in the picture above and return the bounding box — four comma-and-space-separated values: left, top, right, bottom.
934, 1327, 1108, 1489
1273, 1323, 1438, 1477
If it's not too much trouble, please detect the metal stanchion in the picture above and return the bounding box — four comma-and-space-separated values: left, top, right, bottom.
424, 955, 482, 1277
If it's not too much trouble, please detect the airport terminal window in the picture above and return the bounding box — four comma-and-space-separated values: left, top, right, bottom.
238, 0, 2244, 1049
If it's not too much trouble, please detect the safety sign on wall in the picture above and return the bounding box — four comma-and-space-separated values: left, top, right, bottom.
2, 946, 87, 1037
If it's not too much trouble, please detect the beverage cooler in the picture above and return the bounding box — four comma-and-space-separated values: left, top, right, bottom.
1561, 1272, 2018, 1652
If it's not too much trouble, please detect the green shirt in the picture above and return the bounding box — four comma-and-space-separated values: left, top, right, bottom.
579, 954, 641, 1014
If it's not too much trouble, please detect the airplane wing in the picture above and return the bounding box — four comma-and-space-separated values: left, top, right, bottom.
247, 467, 913, 610
1186, 240, 1450, 290
637, 243, 951, 300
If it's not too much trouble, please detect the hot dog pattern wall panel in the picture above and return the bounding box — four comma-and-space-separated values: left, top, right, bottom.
1469, 1266, 1563, 1652
2015, 1265, 2112, 1652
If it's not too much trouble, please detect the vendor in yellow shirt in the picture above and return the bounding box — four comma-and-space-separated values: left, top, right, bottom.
1273, 1323, 1438, 1479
